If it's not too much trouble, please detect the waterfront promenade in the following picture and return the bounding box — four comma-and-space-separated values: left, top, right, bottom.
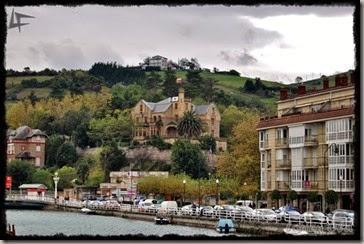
5, 195, 354, 236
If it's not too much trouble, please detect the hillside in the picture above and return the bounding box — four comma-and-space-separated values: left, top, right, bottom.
6, 69, 288, 113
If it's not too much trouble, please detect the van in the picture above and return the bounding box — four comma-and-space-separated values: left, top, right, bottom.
158, 201, 178, 214
236, 200, 253, 207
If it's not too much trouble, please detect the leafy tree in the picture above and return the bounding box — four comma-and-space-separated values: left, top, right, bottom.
146, 71, 162, 90
287, 190, 298, 203
307, 191, 319, 203
7, 160, 36, 188
243, 79, 256, 92
45, 135, 66, 167
220, 105, 254, 137
185, 70, 203, 98
61, 108, 91, 136
271, 190, 281, 208
177, 111, 202, 138
57, 166, 77, 190
110, 84, 146, 110
201, 78, 217, 103
100, 142, 127, 181
72, 123, 91, 149
216, 112, 260, 195
325, 190, 338, 206
28, 90, 38, 106
88, 110, 132, 146
85, 165, 105, 187
146, 135, 172, 150
75, 156, 94, 184
199, 134, 216, 153
162, 70, 178, 97
55, 142, 77, 167
171, 139, 208, 179
32, 168, 53, 189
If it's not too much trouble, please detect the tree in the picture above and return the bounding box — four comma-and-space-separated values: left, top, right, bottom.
100, 142, 127, 181
55, 142, 78, 168
162, 70, 178, 97
201, 78, 217, 103
307, 191, 319, 203
199, 134, 216, 153
220, 105, 255, 137
28, 90, 38, 106
171, 139, 208, 179
295, 76, 303, 84
185, 70, 203, 98
216, 112, 260, 195
110, 84, 146, 110
7, 160, 36, 188
271, 190, 281, 208
57, 166, 77, 190
177, 111, 202, 138
325, 190, 338, 206
287, 190, 298, 203
146, 71, 162, 90
75, 156, 94, 184
243, 79, 256, 92
32, 168, 53, 189
45, 135, 66, 167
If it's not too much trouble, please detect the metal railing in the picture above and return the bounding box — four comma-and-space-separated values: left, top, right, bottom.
328, 156, 354, 165
6, 195, 354, 233
326, 131, 353, 141
275, 138, 288, 147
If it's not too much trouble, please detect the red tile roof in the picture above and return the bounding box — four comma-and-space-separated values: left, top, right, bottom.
258, 107, 354, 129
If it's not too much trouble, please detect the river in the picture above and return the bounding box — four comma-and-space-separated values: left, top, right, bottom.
6, 210, 248, 237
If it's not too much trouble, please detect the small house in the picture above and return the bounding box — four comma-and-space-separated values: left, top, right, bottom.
19, 184, 47, 197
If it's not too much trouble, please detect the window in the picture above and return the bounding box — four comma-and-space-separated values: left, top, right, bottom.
35, 158, 41, 167
140, 104, 143, 112
36, 145, 41, 152
211, 130, 215, 135
153, 116, 156, 122
175, 103, 178, 109
175, 115, 179, 121
21, 146, 25, 151
144, 117, 148, 123
211, 118, 215, 125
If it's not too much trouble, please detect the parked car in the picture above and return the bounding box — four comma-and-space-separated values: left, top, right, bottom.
181, 204, 201, 216
277, 210, 302, 223
234, 206, 254, 220
328, 209, 355, 228
236, 200, 254, 207
158, 201, 178, 215
200, 206, 214, 216
302, 211, 327, 225
253, 208, 278, 222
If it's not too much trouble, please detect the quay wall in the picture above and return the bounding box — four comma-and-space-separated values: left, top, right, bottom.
44, 205, 284, 235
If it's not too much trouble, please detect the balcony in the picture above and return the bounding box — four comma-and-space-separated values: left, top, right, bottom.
328, 156, 354, 165
259, 141, 269, 150
326, 131, 353, 142
276, 181, 290, 191
276, 158, 291, 169
328, 180, 354, 191
303, 157, 323, 168
304, 135, 318, 146
291, 180, 319, 191
275, 138, 288, 148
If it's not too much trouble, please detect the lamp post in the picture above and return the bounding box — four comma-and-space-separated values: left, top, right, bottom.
53, 172, 60, 202
339, 174, 343, 209
183, 179, 186, 205
215, 179, 219, 205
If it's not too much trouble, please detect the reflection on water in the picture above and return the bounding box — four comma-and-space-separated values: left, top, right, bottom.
6, 210, 248, 237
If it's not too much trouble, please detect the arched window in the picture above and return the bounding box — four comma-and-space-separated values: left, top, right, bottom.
140, 104, 143, 112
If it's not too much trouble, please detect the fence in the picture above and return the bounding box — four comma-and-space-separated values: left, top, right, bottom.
6, 195, 354, 233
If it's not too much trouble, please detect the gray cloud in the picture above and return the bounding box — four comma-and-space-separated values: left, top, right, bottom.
219, 50, 258, 66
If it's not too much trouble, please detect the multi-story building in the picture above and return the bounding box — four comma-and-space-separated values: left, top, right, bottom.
131, 78, 227, 151
257, 71, 355, 211
142, 55, 168, 70
7, 126, 47, 167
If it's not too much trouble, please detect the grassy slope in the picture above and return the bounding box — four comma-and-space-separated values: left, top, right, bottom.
6, 76, 53, 89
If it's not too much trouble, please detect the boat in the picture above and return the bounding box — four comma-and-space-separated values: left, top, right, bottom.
154, 214, 170, 224
283, 228, 308, 236
216, 218, 236, 233
81, 207, 96, 214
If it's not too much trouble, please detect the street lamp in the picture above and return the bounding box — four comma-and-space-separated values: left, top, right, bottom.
215, 179, 219, 205
53, 172, 60, 202
183, 179, 186, 205
339, 174, 343, 209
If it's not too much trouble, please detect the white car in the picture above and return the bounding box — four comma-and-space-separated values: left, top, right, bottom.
181, 204, 200, 215
329, 210, 355, 228
302, 211, 327, 225
278, 210, 302, 223
253, 208, 278, 222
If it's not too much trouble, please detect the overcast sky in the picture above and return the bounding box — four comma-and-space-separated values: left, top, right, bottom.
5, 5, 355, 83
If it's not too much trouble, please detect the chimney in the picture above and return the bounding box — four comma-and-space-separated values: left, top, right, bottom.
323, 78, 329, 89
297, 85, 306, 95
280, 89, 288, 100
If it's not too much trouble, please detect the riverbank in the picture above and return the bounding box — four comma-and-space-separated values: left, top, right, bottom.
45, 204, 283, 236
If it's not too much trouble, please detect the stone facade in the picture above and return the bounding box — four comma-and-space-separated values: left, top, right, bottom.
258, 70, 355, 212
131, 80, 226, 150
7, 126, 47, 167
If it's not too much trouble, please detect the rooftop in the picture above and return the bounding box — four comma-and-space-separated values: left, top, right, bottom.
7, 126, 47, 140
257, 106, 354, 129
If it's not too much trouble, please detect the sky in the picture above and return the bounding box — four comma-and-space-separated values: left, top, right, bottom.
5, 5, 355, 83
